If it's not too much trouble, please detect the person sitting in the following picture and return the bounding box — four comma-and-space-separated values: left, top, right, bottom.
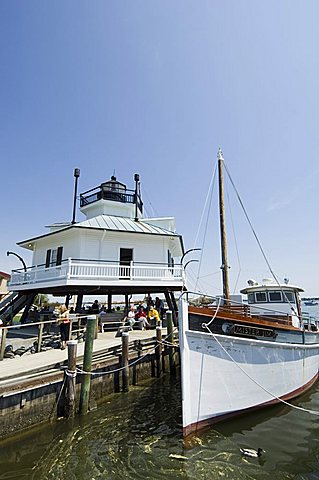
135, 306, 150, 329
147, 306, 160, 327
126, 305, 137, 329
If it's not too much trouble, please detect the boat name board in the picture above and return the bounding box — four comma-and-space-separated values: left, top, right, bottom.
231, 324, 276, 338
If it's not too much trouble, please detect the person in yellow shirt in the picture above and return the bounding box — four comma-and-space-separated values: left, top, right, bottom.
147, 306, 160, 326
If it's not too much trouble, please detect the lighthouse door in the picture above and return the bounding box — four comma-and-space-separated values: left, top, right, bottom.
120, 248, 133, 278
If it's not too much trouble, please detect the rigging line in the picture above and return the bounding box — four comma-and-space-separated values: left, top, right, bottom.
192, 162, 217, 250
223, 162, 298, 317
203, 325, 319, 416
225, 182, 242, 293
140, 186, 159, 217
198, 270, 222, 279
195, 166, 217, 290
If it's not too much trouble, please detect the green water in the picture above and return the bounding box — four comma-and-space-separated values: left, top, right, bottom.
1, 373, 319, 480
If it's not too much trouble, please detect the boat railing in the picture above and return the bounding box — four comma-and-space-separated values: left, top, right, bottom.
210, 305, 291, 326
186, 292, 293, 327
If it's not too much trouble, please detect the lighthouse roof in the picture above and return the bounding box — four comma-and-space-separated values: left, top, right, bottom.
17, 214, 183, 249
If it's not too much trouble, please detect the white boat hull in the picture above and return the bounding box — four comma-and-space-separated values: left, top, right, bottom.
179, 298, 319, 436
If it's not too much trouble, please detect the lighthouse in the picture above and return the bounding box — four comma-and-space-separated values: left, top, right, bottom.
3, 173, 184, 321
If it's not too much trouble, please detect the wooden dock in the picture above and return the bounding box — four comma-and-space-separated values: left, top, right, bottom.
0, 324, 180, 441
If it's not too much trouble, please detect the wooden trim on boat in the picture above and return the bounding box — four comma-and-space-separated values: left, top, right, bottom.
183, 372, 318, 438
188, 305, 299, 331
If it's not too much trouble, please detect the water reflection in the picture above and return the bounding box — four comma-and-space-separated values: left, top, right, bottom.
1, 375, 319, 479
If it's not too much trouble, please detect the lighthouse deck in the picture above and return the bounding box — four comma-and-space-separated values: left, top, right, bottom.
9, 259, 184, 292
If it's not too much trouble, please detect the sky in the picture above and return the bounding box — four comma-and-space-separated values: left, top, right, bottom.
1, 0, 319, 296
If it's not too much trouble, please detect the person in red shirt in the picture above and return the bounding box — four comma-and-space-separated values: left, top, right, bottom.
136, 306, 150, 329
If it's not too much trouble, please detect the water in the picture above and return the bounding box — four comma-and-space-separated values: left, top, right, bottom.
1, 303, 319, 480
2, 374, 319, 480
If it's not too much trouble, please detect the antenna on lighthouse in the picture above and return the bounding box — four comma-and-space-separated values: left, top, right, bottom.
134, 173, 140, 222
72, 168, 80, 224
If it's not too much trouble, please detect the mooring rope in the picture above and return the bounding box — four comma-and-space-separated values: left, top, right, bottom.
201, 297, 221, 329
74, 329, 179, 377
202, 323, 319, 416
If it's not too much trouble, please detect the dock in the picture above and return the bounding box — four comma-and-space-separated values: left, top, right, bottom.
0, 322, 180, 441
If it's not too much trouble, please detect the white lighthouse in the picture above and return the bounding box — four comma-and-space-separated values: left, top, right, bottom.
4, 173, 184, 319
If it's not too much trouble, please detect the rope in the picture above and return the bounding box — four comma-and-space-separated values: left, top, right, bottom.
223, 161, 300, 321
202, 324, 319, 416
76, 348, 152, 376
225, 183, 242, 293
75, 329, 179, 377
195, 164, 217, 291
201, 297, 221, 328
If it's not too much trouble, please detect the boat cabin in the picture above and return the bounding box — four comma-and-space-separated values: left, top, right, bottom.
240, 278, 303, 328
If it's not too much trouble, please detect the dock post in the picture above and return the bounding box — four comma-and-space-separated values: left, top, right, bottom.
0, 327, 8, 361
68, 318, 73, 341
37, 321, 44, 353
155, 326, 163, 377
65, 340, 78, 418
79, 315, 96, 415
94, 315, 98, 339
122, 332, 129, 392
166, 310, 176, 373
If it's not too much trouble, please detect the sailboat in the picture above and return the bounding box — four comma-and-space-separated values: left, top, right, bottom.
179, 149, 319, 437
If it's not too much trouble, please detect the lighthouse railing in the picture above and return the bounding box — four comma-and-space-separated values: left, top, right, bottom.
9, 259, 184, 287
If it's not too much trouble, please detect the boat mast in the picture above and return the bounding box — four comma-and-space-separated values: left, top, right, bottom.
217, 148, 230, 303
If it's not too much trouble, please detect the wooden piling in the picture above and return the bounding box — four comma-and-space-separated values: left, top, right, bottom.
164, 290, 177, 326
75, 293, 83, 313
155, 326, 162, 377
65, 340, 78, 418
94, 315, 98, 339
37, 321, 44, 353
68, 318, 73, 341
121, 332, 129, 392
0, 327, 8, 361
79, 315, 96, 415
166, 310, 176, 373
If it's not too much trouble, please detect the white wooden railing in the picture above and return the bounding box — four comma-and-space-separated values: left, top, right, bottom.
9, 259, 185, 287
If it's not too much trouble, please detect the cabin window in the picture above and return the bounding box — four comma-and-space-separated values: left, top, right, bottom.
283, 291, 295, 303
255, 292, 267, 302
247, 293, 255, 304
268, 291, 282, 302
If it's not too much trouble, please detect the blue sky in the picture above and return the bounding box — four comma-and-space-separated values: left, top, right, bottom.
1, 1, 319, 295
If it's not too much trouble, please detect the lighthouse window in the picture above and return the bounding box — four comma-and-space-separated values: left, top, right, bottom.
51, 249, 57, 265
255, 291, 267, 302
268, 291, 282, 302
45, 247, 63, 267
